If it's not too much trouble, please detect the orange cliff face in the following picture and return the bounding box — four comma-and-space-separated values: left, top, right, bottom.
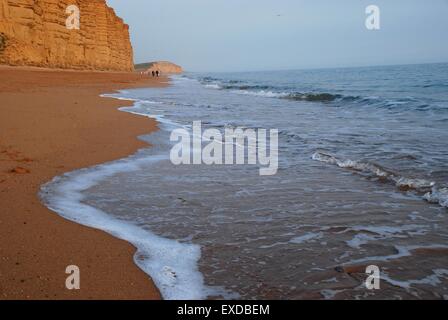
0, 0, 134, 72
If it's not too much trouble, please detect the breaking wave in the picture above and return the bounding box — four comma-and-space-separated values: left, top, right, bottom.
423, 187, 448, 208
312, 152, 447, 209
206, 85, 354, 102
199, 77, 360, 103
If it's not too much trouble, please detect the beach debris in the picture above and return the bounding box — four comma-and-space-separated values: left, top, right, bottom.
10, 167, 30, 174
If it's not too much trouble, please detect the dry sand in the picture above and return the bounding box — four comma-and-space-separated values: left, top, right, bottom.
0, 66, 166, 299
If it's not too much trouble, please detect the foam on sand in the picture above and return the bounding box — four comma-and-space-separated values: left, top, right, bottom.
40, 93, 235, 300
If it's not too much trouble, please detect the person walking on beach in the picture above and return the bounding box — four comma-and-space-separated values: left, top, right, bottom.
152, 70, 155, 77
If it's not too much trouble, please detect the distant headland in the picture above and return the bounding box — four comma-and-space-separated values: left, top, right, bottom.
136, 61, 183, 74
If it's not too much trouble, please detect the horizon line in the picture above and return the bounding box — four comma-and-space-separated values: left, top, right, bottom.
179, 60, 448, 74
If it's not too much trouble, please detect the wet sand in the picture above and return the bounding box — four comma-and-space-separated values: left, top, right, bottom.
0, 66, 166, 299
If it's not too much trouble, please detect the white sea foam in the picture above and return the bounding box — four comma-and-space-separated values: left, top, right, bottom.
345, 225, 428, 249
320, 289, 344, 300
312, 152, 398, 181
382, 269, 448, 291
395, 177, 435, 190
312, 152, 446, 208
41, 154, 223, 299
290, 232, 323, 244
101, 93, 187, 131
344, 244, 448, 265
232, 89, 289, 99
40, 92, 237, 300
424, 187, 448, 208
204, 83, 221, 90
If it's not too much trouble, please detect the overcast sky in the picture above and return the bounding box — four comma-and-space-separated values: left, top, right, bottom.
106, 0, 448, 72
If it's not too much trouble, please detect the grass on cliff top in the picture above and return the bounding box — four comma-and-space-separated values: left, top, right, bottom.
134, 62, 155, 70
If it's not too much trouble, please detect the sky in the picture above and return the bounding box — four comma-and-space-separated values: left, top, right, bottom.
106, 0, 448, 72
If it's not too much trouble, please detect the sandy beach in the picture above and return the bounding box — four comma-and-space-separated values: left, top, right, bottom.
0, 0, 446, 302
0, 66, 165, 299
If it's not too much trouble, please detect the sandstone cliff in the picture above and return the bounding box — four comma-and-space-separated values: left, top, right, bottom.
136, 61, 183, 74
0, 0, 134, 71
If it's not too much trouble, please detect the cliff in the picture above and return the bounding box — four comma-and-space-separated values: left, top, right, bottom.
0, 0, 134, 71
136, 61, 183, 74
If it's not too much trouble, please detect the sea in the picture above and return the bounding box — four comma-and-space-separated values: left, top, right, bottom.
41, 63, 448, 300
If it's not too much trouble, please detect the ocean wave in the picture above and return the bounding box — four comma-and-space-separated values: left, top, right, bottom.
200, 78, 359, 103
230, 88, 357, 103
200, 76, 221, 82
312, 152, 434, 190
312, 152, 446, 209
284, 92, 343, 102
423, 187, 448, 208
204, 83, 221, 89
232, 89, 290, 99
198, 74, 446, 112
423, 83, 448, 88
224, 84, 272, 91
200, 77, 437, 107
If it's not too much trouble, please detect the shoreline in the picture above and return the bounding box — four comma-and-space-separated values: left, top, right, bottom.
0, 66, 166, 299
42, 86, 216, 300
